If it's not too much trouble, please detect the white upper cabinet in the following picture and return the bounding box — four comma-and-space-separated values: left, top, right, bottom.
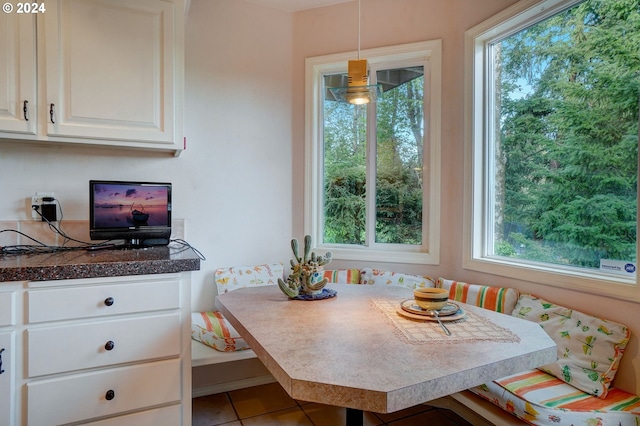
0, 0, 185, 155
43, 0, 183, 149
0, 13, 37, 135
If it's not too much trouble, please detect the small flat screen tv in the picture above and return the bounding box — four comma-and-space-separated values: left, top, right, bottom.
89, 180, 172, 247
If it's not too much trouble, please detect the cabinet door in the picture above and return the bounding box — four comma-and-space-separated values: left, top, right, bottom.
43, 0, 181, 147
0, 332, 16, 426
0, 13, 37, 135
0, 290, 16, 326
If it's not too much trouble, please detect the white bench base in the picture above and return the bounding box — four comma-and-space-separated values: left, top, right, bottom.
191, 340, 275, 397
192, 339, 260, 367
426, 391, 527, 426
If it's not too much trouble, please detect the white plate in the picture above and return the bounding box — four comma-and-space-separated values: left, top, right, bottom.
396, 306, 466, 322
400, 299, 461, 317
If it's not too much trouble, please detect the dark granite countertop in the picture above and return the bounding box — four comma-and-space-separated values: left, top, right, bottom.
0, 245, 201, 282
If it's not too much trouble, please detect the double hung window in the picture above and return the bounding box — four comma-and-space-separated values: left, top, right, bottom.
305, 41, 441, 263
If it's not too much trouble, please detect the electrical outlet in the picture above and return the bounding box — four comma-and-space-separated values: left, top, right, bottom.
31, 192, 55, 220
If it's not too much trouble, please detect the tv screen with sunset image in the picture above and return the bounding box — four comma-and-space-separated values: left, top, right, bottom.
92, 183, 170, 227
89, 180, 172, 246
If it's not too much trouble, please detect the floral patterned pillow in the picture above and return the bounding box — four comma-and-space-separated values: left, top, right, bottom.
438, 278, 519, 313
322, 269, 361, 284
215, 263, 284, 295
512, 294, 630, 399
359, 268, 435, 289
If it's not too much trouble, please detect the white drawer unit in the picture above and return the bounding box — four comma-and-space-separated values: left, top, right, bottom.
0, 332, 16, 426
0, 291, 16, 326
17, 272, 193, 425
27, 312, 181, 377
27, 358, 181, 426
28, 277, 180, 323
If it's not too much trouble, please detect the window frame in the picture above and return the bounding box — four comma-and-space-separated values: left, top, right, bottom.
463, 0, 640, 302
304, 40, 442, 264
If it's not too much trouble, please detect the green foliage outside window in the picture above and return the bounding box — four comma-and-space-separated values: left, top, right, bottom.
494, 0, 639, 268
322, 69, 424, 246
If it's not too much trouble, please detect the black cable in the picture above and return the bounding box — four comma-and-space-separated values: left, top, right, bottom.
169, 238, 206, 260
0, 229, 79, 255
1, 199, 206, 259
32, 202, 97, 247
1, 198, 115, 255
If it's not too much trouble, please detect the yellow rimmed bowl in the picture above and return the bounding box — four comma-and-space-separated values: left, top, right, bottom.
413, 287, 449, 311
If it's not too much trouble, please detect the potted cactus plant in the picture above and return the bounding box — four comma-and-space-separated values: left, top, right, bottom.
278, 235, 334, 299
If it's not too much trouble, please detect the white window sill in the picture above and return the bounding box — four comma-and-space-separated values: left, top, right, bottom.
317, 245, 439, 265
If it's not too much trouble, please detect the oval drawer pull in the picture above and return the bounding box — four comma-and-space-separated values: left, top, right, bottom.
104, 340, 115, 351
104, 297, 114, 306
105, 389, 115, 401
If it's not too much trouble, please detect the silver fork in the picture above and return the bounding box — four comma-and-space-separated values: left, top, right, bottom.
432, 310, 451, 336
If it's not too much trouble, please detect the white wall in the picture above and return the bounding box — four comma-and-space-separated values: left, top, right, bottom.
184, 0, 293, 310
0, 0, 294, 313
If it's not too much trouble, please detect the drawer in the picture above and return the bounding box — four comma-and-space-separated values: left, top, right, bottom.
0, 332, 16, 426
27, 358, 181, 426
28, 277, 180, 323
0, 291, 16, 326
28, 313, 181, 377
83, 404, 182, 426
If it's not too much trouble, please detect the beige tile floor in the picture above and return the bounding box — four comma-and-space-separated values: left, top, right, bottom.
192, 382, 474, 426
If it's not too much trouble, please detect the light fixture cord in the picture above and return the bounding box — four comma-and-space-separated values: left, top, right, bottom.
357, 0, 361, 59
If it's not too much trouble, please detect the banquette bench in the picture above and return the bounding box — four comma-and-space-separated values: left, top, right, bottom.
192, 265, 640, 425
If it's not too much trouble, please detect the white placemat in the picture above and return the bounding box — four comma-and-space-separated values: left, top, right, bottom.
371, 297, 521, 344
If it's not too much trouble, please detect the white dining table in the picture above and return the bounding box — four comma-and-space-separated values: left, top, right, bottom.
215, 283, 556, 425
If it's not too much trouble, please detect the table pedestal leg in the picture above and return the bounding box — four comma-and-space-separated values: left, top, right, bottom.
345, 408, 363, 426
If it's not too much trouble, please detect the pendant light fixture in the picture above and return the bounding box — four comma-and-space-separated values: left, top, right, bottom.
329, 0, 382, 105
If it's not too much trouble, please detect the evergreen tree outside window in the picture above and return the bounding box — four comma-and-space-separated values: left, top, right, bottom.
465, 0, 640, 298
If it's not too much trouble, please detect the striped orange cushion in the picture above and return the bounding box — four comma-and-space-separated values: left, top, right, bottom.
191, 311, 250, 352
496, 369, 640, 412
438, 278, 519, 313
323, 269, 361, 284
471, 369, 640, 425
